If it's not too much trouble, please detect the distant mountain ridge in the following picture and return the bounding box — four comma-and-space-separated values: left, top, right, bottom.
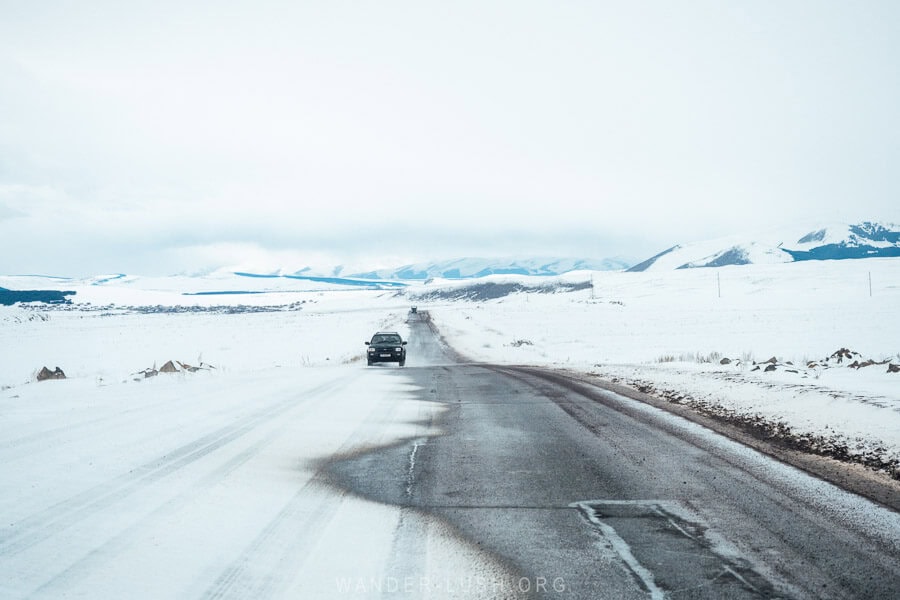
628, 221, 900, 272
346, 256, 633, 280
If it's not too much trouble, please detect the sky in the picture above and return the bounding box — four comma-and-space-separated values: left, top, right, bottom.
1, 0, 899, 276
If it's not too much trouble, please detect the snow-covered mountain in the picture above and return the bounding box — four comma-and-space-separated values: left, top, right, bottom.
784, 222, 900, 261
346, 256, 633, 280
628, 222, 900, 272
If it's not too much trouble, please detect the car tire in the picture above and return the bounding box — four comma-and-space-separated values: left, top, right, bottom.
398, 360, 405, 367
367, 360, 373, 366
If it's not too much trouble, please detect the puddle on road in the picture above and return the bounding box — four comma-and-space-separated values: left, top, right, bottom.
572, 500, 781, 599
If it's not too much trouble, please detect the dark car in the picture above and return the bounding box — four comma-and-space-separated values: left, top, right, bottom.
365, 331, 407, 366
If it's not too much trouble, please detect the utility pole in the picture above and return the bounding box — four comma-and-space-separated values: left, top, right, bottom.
869, 271, 872, 297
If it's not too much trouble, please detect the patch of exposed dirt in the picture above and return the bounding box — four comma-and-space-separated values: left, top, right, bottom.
412, 281, 591, 302
564, 369, 900, 513
595, 371, 900, 481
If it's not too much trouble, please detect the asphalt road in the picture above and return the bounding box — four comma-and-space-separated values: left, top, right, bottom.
325, 312, 900, 599
3, 311, 898, 599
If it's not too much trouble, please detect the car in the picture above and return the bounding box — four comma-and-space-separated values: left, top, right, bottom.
365, 331, 407, 366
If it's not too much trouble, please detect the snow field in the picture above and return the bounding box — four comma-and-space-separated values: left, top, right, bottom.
0, 357, 518, 598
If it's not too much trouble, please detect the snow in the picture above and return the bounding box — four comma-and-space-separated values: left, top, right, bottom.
0, 257, 898, 596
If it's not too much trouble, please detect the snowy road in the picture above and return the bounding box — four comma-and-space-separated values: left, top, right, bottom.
0, 352, 515, 598
2, 312, 899, 599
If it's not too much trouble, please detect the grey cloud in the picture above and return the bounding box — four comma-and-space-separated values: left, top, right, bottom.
0, 203, 26, 220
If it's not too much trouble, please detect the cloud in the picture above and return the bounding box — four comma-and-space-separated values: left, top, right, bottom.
0, 202, 26, 221
1, 1, 898, 275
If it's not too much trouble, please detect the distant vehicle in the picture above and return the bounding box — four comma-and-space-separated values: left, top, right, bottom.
365, 332, 407, 367
410, 306, 418, 314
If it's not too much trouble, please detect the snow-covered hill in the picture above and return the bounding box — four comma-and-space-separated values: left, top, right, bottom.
347, 256, 632, 280
629, 221, 900, 272
0, 256, 631, 298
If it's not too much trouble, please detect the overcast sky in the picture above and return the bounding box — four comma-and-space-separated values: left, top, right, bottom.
1, 0, 899, 276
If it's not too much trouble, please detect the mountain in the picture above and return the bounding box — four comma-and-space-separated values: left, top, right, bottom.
347, 256, 633, 280
628, 221, 900, 272
783, 222, 900, 261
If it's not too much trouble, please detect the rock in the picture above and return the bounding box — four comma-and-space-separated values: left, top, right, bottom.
764, 364, 777, 372
829, 348, 859, 364
719, 357, 732, 365
138, 360, 213, 377
751, 365, 760, 372
765, 356, 778, 364
889, 364, 900, 374
36, 366, 66, 381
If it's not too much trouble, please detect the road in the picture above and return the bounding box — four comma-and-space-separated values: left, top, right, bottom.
325, 312, 900, 599
1, 311, 898, 599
